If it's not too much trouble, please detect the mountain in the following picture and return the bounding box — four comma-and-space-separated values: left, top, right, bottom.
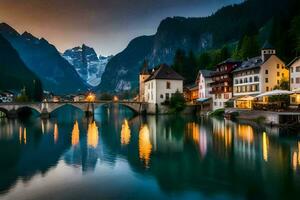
0, 23, 87, 94
99, 0, 298, 92
0, 34, 43, 100
63, 45, 112, 87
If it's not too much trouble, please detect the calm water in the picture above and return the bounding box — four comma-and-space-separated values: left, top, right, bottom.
0, 105, 300, 200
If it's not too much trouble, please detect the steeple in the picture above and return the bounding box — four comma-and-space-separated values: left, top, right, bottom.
261, 41, 276, 62
140, 59, 149, 75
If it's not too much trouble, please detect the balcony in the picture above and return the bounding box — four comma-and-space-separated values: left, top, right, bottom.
210, 87, 233, 94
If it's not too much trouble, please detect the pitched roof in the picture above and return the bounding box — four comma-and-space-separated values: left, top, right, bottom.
198, 69, 214, 78
287, 56, 300, 67
232, 56, 263, 73
261, 41, 274, 50
145, 64, 184, 82
217, 58, 239, 65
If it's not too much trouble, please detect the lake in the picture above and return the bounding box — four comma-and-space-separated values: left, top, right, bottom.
0, 105, 300, 200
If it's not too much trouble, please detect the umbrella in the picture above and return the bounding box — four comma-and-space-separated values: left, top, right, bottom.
255, 90, 294, 98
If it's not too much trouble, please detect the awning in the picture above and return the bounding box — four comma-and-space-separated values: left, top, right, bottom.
236, 96, 256, 101
292, 88, 300, 93
196, 98, 211, 103
255, 90, 294, 98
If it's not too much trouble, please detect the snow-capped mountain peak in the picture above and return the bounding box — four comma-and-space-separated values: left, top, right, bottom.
63, 45, 112, 87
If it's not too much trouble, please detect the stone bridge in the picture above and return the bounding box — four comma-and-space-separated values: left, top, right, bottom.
0, 101, 146, 118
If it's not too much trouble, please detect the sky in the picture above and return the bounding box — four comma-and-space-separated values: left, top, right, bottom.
0, 0, 241, 56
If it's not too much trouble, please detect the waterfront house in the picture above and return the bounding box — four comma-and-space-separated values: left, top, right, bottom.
210, 59, 241, 110
144, 64, 184, 105
232, 42, 289, 109
184, 84, 198, 103
288, 56, 300, 106
197, 69, 214, 99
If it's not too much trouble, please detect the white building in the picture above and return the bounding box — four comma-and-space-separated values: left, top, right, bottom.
288, 57, 300, 106
144, 64, 184, 105
232, 42, 289, 109
196, 70, 214, 99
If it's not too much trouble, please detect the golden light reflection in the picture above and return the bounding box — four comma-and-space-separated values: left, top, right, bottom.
139, 124, 152, 167
186, 122, 200, 144
72, 121, 80, 146
41, 121, 45, 134
262, 132, 269, 162
121, 119, 131, 145
292, 142, 300, 171
87, 121, 99, 148
199, 130, 207, 158
54, 123, 58, 143
19, 126, 27, 144
237, 125, 254, 143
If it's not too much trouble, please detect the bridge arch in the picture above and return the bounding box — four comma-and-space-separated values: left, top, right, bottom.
0, 107, 9, 116
48, 103, 86, 114
16, 106, 41, 116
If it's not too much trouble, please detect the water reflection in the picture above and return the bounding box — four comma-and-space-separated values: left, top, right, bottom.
87, 121, 99, 148
19, 126, 26, 144
54, 123, 59, 143
1, 107, 300, 199
71, 121, 80, 146
139, 124, 152, 167
263, 132, 269, 162
121, 119, 131, 145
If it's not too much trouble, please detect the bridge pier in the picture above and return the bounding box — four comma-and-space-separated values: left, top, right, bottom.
7, 109, 17, 119
41, 112, 50, 119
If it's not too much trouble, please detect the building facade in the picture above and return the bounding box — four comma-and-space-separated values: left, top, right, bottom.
197, 70, 214, 99
232, 43, 289, 109
144, 64, 184, 105
210, 59, 240, 110
288, 57, 300, 106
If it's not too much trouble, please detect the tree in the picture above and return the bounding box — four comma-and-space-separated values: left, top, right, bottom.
239, 35, 260, 59
197, 52, 211, 69
169, 91, 186, 113
274, 78, 289, 90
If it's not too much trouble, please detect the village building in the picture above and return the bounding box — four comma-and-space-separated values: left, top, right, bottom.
288, 56, 300, 106
197, 70, 214, 99
183, 84, 198, 103
144, 64, 184, 105
0, 90, 14, 103
210, 59, 240, 110
232, 42, 289, 109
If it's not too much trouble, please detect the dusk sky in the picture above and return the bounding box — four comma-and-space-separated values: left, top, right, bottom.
0, 0, 241, 55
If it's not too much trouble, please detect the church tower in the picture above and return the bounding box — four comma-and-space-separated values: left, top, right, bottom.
139, 60, 150, 102
261, 41, 276, 62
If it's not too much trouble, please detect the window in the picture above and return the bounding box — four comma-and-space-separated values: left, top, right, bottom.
265, 78, 268, 83
291, 67, 294, 73
166, 93, 170, 100
254, 76, 259, 82
160, 94, 164, 99
277, 72, 280, 76
277, 64, 279, 69
291, 78, 294, 84
296, 66, 300, 72
296, 78, 300, 84
265, 70, 268, 74
277, 80, 280, 84
282, 73, 284, 77
292, 97, 296, 103
249, 77, 253, 82
266, 87, 269, 91
166, 81, 171, 89
151, 82, 153, 89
